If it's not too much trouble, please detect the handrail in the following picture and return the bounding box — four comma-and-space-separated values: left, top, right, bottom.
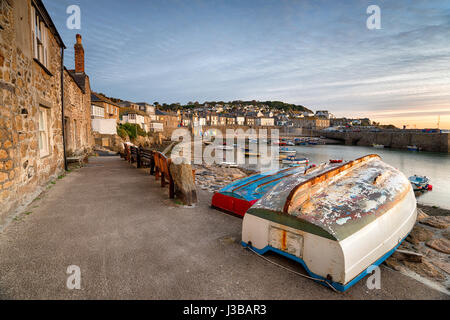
282, 154, 380, 214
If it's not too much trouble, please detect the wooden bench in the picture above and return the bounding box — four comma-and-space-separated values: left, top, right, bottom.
154, 151, 175, 199
129, 146, 139, 164
138, 147, 154, 172
121, 144, 131, 161
67, 156, 84, 166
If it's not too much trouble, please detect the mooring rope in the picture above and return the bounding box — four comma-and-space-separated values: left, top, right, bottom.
245, 246, 339, 293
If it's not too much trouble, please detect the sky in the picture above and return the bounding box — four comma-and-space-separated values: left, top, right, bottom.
43, 0, 450, 129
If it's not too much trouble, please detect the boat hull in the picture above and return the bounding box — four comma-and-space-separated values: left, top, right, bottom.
241, 154, 418, 291
211, 193, 257, 217
242, 190, 416, 291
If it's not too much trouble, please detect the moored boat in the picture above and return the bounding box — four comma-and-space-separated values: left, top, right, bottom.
408, 175, 432, 191
242, 154, 417, 292
407, 145, 421, 151
329, 159, 343, 164
279, 147, 296, 155
281, 155, 309, 165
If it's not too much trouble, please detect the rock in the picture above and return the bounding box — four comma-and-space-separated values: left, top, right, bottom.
403, 258, 446, 281
230, 173, 245, 180
384, 257, 402, 271
416, 209, 429, 222
426, 238, 450, 254
392, 249, 423, 263
169, 162, 198, 206
442, 229, 450, 240
420, 216, 450, 229
431, 260, 450, 275
406, 225, 434, 244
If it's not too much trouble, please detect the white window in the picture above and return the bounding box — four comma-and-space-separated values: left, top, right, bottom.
39, 107, 50, 157
32, 6, 49, 67
91, 105, 105, 118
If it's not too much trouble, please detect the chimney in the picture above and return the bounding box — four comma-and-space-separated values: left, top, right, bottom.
74, 34, 84, 73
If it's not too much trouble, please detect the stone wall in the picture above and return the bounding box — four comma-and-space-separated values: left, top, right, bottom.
322, 131, 450, 153
0, 0, 65, 223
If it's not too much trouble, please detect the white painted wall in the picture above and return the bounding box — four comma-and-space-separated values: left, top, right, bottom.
92, 118, 117, 135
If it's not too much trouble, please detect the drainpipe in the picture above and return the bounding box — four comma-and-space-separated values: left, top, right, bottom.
60, 48, 68, 171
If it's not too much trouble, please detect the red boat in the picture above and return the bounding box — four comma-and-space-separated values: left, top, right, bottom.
330, 159, 343, 164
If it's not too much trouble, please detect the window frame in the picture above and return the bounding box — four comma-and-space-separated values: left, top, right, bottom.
32, 5, 49, 68
38, 106, 50, 157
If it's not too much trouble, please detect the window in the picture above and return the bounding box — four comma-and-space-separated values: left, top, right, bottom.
39, 107, 50, 157
32, 6, 49, 67
91, 105, 105, 118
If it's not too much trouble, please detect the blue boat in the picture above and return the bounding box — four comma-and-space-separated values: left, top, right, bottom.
408, 175, 432, 191
211, 166, 307, 217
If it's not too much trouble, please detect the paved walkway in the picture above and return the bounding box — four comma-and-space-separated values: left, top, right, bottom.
0, 156, 447, 299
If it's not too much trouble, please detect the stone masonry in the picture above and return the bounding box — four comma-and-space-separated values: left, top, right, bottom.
0, 0, 65, 223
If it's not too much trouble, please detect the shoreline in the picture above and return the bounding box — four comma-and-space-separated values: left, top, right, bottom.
418, 204, 450, 217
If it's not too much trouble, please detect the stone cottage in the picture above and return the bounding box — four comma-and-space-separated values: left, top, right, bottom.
0, 0, 66, 222
64, 34, 93, 156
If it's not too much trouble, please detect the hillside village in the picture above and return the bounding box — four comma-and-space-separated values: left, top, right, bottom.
0, 0, 378, 220
1, 0, 450, 301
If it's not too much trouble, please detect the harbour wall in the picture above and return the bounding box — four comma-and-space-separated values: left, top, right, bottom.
320, 131, 450, 153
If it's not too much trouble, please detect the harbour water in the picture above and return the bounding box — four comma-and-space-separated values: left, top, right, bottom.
240, 144, 450, 210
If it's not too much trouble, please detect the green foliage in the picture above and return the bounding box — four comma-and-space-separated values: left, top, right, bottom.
117, 126, 128, 139
118, 123, 146, 139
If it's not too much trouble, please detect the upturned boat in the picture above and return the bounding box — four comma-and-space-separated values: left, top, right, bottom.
211, 165, 309, 216
241, 154, 417, 292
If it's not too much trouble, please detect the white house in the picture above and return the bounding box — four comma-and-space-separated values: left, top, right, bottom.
236, 116, 245, 126
121, 113, 146, 131
256, 117, 275, 126
91, 104, 105, 119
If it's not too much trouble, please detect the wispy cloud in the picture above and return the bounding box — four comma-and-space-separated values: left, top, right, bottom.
43, 0, 450, 127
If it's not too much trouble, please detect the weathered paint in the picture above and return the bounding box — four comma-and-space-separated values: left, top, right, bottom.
242, 154, 417, 290
248, 154, 412, 241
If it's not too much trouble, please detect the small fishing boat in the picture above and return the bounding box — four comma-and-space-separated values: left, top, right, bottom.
276, 154, 289, 161
273, 140, 286, 146
329, 159, 343, 164
286, 140, 295, 146
279, 147, 296, 155
408, 175, 432, 191
282, 155, 309, 165
373, 144, 384, 149
219, 161, 238, 168
407, 145, 421, 151
211, 165, 309, 216
215, 145, 234, 150
242, 154, 417, 292
241, 148, 260, 157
